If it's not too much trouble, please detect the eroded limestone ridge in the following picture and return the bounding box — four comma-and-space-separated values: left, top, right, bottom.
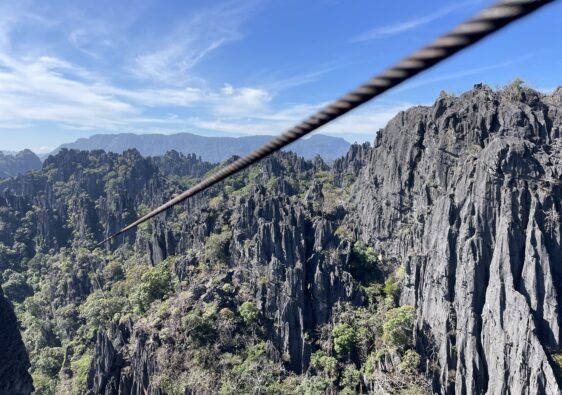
353, 84, 562, 394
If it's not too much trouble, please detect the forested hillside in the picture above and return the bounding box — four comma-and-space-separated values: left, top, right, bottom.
0, 146, 427, 394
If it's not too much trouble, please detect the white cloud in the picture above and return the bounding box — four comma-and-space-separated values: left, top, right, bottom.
221, 83, 235, 95
0, 52, 274, 132
0, 121, 32, 129
0, 49, 409, 143
537, 86, 558, 93
319, 103, 411, 135
35, 145, 54, 153
0, 54, 135, 129
129, 0, 259, 84
211, 87, 272, 116
351, 0, 482, 42
193, 101, 410, 139
261, 64, 343, 91
0, 0, 409, 145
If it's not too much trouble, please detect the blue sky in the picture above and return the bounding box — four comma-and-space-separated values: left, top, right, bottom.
0, 0, 560, 153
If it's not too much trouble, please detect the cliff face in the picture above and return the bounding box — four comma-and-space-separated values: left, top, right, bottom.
0, 287, 33, 395
87, 154, 364, 394
353, 84, 562, 394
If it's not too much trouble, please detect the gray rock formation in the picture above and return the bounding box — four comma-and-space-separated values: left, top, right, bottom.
0, 149, 41, 179
4, 83, 562, 394
353, 84, 562, 394
85, 153, 363, 394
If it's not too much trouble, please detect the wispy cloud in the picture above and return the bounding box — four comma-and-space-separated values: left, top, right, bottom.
0, 2, 46, 51
0, 50, 278, 132
537, 86, 559, 93
257, 63, 344, 91
0, 38, 410, 142
0, 55, 136, 130
0, 0, 277, 133
129, 0, 260, 84
392, 53, 538, 94
193, 100, 410, 139
35, 145, 54, 153
351, 0, 482, 42
0, 0, 410, 146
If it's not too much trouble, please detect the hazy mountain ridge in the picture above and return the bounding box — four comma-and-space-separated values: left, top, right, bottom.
52, 132, 351, 162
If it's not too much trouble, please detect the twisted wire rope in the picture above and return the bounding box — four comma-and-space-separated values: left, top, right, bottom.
99, 0, 555, 245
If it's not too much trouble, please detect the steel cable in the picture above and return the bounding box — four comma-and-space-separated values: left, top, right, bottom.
99, 0, 555, 246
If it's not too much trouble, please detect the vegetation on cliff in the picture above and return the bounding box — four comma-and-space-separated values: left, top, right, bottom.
0, 146, 427, 394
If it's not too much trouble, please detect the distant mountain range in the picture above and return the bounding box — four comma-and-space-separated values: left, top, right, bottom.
51, 132, 351, 162
0, 150, 42, 178
0, 132, 352, 178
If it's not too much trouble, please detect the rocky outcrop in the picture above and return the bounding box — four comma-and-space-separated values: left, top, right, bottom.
0, 149, 41, 179
230, 185, 362, 373
87, 153, 363, 393
332, 142, 371, 187
152, 150, 215, 178
0, 287, 33, 395
353, 85, 562, 394
0, 148, 175, 254
88, 320, 135, 395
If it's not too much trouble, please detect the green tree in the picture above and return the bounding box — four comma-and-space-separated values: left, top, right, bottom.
383, 278, 400, 308
383, 305, 416, 350
349, 242, 379, 283
310, 351, 337, 378
511, 77, 524, 90
204, 229, 231, 264
71, 353, 91, 394
181, 310, 216, 345
34, 347, 65, 377
102, 260, 125, 285
239, 301, 260, 325
333, 323, 357, 357
399, 350, 421, 375
2, 271, 32, 302
298, 376, 332, 395
362, 352, 380, 377
341, 365, 361, 390
131, 262, 172, 313
79, 292, 128, 338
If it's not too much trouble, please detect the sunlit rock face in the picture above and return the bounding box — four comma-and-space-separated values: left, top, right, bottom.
353, 85, 562, 394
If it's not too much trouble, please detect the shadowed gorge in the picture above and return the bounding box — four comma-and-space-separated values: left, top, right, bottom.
0, 287, 33, 395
